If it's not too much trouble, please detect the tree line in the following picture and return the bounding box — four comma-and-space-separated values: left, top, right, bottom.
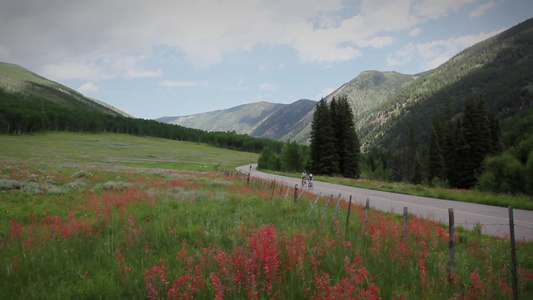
365, 96, 533, 195
0, 89, 284, 154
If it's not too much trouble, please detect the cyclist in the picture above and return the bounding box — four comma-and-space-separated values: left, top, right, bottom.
301, 171, 307, 187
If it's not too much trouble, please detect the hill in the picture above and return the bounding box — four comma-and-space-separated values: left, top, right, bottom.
158, 99, 317, 141
159, 102, 285, 134
360, 17, 533, 150
157, 70, 414, 144
0, 62, 132, 117
284, 71, 417, 144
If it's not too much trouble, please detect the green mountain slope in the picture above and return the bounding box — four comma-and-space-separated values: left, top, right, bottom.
159, 100, 318, 141
251, 99, 317, 141
159, 102, 285, 134
0, 62, 132, 117
361, 17, 533, 150
284, 70, 417, 144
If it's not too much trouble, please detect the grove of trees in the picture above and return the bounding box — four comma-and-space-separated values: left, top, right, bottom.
310, 97, 361, 179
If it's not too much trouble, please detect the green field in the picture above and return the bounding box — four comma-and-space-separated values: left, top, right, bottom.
1, 132, 532, 299
0, 132, 258, 170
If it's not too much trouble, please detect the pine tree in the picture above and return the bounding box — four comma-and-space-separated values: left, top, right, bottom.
412, 151, 423, 185
310, 99, 339, 175
451, 121, 476, 189
488, 110, 502, 155
330, 97, 361, 178
475, 98, 492, 162
428, 114, 444, 182
442, 99, 456, 184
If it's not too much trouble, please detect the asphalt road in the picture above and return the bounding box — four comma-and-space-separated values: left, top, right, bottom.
236, 164, 533, 241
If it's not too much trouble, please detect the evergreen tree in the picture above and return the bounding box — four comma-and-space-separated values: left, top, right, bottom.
452, 120, 477, 188
428, 114, 444, 182
330, 97, 361, 178
488, 110, 502, 155
310, 99, 339, 175
412, 151, 424, 185
406, 124, 416, 182
474, 98, 493, 160
281, 141, 303, 172
442, 99, 456, 183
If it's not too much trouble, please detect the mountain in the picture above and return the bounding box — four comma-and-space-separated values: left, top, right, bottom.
158, 17, 533, 152
250, 99, 317, 141
284, 70, 418, 144
158, 71, 414, 143
358, 17, 533, 150
159, 102, 284, 134
0, 62, 132, 117
158, 99, 317, 141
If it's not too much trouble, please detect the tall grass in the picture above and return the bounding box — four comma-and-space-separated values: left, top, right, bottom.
1, 162, 532, 299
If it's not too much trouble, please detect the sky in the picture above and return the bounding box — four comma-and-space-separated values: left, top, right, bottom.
1, 0, 531, 119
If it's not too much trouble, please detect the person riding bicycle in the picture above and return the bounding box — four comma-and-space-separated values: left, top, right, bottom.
308, 173, 313, 189
301, 171, 307, 186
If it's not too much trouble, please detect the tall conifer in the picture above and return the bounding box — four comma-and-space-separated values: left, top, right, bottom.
310, 99, 339, 175
333, 97, 361, 178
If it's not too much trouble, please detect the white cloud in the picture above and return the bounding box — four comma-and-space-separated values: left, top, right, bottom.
416, 29, 503, 69
40, 55, 163, 81
317, 87, 336, 99
260, 82, 278, 91
42, 62, 111, 81
387, 43, 416, 67
414, 0, 476, 20
160, 80, 204, 87
126, 69, 163, 78
0, 0, 422, 72
409, 28, 422, 37
470, 1, 496, 18
0, 46, 9, 61
0, 0, 521, 85
77, 82, 99, 93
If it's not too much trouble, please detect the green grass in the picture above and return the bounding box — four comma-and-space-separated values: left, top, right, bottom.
0, 132, 532, 298
0, 132, 258, 170
1, 162, 532, 299
263, 170, 533, 211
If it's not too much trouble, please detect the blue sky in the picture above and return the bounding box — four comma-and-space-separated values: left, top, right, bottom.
1, 0, 531, 119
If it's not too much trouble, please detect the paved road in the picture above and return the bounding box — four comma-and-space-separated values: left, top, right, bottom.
236, 164, 533, 241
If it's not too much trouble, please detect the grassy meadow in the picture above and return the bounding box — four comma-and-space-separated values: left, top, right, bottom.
1, 132, 532, 299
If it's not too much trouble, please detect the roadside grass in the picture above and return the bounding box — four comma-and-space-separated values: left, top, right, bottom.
264, 170, 533, 211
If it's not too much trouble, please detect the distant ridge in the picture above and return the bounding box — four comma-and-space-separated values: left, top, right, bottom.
0, 62, 132, 118
158, 100, 317, 141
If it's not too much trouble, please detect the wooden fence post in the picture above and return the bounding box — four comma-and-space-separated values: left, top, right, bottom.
345, 195, 352, 232
448, 208, 455, 284
308, 193, 322, 217
363, 198, 370, 232
402, 207, 408, 241
293, 184, 299, 204
284, 186, 291, 202
509, 206, 518, 300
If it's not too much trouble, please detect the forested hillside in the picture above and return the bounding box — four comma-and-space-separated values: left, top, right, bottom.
362, 18, 533, 151
0, 62, 131, 117
0, 88, 284, 154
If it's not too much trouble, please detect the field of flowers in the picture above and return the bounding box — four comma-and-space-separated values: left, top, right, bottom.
1, 161, 532, 299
